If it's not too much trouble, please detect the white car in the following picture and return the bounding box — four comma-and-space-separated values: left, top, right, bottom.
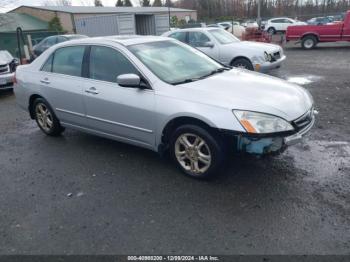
162, 28, 285, 73
264, 17, 307, 34
0, 50, 18, 90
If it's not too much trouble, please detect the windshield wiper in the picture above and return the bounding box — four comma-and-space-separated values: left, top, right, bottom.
172, 78, 200, 85
199, 67, 230, 79
172, 67, 230, 85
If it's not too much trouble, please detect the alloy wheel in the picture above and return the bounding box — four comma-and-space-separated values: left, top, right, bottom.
35, 103, 53, 132
175, 133, 212, 175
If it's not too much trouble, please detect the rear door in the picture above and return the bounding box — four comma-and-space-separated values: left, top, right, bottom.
40, 45, 87, 127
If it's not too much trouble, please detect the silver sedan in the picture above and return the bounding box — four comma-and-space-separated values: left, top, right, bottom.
162, 28, 286, 73
14, 36, 315, 179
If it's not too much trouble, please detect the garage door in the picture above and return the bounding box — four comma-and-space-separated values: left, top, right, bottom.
155, 14, 170, 35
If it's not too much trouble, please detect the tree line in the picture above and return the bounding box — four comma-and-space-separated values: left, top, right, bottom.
174, 0, 350, 20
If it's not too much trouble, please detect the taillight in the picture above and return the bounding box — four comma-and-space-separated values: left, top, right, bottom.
13, 72, 17, 84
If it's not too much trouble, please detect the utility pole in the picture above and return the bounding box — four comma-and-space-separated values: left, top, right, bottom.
257, 0, 261, 27
166, 0, 171, 30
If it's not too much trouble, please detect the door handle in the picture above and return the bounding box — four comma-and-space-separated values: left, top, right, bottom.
40, 78, 50, 84
85, 87, 99, 95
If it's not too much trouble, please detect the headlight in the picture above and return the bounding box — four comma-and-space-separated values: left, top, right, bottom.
233, 110, 294, 134
264, 52, 269, 61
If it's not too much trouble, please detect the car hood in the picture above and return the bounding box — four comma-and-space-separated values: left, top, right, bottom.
0, 51, 13, 65
227, 41, 281, 53
173, 69, 313, 121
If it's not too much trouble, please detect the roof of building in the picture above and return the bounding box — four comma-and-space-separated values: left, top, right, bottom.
0, 13, 48, 32
9, 6, 196, 14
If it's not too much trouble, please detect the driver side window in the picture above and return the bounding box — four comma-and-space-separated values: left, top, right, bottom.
89, 46, 138, 83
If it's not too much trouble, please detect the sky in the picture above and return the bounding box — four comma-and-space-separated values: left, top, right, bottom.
0, 0, 146, 13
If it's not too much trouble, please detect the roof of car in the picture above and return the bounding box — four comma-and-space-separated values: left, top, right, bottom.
169, 27, 219, 33
59, 35, 173, 47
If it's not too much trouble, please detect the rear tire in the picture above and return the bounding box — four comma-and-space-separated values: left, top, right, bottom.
33, 98, 64, 136
231, 58, 254, 71
267, 27, 276, 35
301, 35, 317, 50
169, 124, 226, 179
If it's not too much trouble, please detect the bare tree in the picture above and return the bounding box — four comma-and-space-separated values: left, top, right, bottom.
43, 0, 72, 6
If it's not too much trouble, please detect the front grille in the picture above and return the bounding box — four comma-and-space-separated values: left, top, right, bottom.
293, 109, 314, 131
0, 64, 9, 74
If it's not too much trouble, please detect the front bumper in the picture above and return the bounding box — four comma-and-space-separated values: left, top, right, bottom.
236, 110, 315, 155
256, 55, 286, 73
0, 72, 14, 89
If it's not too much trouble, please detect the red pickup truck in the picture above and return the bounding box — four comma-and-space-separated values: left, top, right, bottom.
286, 10, 350, 49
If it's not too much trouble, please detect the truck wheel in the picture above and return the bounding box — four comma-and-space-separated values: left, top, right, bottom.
169, 125, 225, 179
302, 35, 317, 50
267, 27, 276, 35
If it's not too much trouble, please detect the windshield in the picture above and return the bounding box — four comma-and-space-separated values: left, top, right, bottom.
209, 29, 240, 44
128, 40, 224, 85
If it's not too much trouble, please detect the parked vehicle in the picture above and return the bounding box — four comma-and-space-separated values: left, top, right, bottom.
163, 28, 285, 72
14, 36, 315, 178
207, 24, 224, 28
286, 10, 350, 49
241, 20, 259, 28
264, 17, 306, 34
217, 21, 240, 28
180, 23, 206, 29
226, 24, 246, 38
32, 34, 87, 57
307, 17, 332, 25
0, 50, 18, 90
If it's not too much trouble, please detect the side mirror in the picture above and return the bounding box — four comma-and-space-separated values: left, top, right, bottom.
117, 74, 141, 88
201, 42, 215, 48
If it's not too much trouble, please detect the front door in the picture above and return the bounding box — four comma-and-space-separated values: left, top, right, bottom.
83, 45, 156, 148
188, 31, 219, 60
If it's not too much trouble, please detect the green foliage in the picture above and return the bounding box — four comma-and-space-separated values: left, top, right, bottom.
141, 0, 150, 7
170, 16, 178, 27
124, 0, 133, 6
48, 16, 63, 32
178, 19, 186, 27
152, 0, 162, 7
116, 0, 123, 6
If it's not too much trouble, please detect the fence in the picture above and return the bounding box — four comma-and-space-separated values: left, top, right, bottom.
0, 30, 61, 58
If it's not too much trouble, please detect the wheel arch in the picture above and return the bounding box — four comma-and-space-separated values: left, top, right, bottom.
28, 94, 44, 119
301, 33, 319, 41
230, 56, 253, 66
158, 115, 218, 153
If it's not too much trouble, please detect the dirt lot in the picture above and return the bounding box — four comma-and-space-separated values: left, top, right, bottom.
0, 42, 349, 255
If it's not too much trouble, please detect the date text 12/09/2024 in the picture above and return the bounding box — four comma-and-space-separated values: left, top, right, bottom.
127, 255, 220, 261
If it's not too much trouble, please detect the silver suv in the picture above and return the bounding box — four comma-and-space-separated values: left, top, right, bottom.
14, 36, 315, 178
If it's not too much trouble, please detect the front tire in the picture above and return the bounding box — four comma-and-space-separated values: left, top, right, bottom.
169, 125, 225, 179
301, 35, 317, 50
33, 98, 64, 136
231, 58, 254, 71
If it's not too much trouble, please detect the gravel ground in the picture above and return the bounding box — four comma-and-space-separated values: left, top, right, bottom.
0, 42, 349, 255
